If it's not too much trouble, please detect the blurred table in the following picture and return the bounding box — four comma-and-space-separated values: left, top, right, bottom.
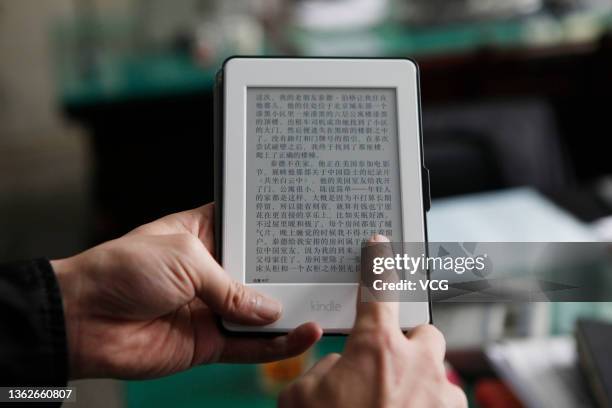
125, 336, 345, 408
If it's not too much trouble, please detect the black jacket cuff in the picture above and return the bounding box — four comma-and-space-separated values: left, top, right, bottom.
0, 258, 68, 386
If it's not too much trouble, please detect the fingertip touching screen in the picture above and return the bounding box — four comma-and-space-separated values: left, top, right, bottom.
246, 87, 403, 284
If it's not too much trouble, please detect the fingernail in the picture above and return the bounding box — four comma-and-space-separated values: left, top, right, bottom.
254, 295, 282, 320
371, 234, 390, 243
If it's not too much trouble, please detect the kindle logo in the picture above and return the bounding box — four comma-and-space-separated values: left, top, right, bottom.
310, 300, 342, 312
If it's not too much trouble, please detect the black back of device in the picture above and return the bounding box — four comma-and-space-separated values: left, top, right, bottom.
213, 69, 224, 262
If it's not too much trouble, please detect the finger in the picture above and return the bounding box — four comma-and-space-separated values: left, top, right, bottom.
129, 203, 216, 252
218, 322, 323, 363
302, 353, 341, 379
406, 324, 446, 361
354, 234, 400, 332
196, 250, 283, 325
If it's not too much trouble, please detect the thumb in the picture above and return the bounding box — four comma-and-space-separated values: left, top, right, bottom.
194, 250, 283, 325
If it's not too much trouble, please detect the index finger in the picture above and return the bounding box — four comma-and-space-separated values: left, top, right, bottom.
353, 234, 401, 333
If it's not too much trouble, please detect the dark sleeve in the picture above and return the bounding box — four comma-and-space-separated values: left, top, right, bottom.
0, 259, 68, 387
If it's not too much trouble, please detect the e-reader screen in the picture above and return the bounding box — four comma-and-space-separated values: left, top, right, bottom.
246, 87, 403, 284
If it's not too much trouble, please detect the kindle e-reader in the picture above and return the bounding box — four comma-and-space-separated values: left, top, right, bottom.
214, 57, 430, 333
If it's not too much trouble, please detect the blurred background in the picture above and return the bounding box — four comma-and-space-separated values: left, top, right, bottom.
3, 0, 612, 406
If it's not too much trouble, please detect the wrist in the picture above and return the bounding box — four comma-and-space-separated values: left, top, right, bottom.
51, 256, 85, 379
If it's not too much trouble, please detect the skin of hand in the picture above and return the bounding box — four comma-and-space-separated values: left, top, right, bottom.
278, 235, 468, 408
51, 203, 322, 380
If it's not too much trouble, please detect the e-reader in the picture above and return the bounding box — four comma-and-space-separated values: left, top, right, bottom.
214, 57, 431, 334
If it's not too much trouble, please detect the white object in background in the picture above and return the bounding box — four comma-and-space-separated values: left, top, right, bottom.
433, 304, 507, 349
294, 0, 389, 31
487, 337, 594, 408
428, 187, 597, 242
592, 214, 612, 241
428, 188, 597, 342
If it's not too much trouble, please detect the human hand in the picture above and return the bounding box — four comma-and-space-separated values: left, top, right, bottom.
51, 203, 322, 379
278, 235, 467, 408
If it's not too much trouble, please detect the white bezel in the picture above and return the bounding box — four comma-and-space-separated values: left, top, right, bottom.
222, 58, 429, 333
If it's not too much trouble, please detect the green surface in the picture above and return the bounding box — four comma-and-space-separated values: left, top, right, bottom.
58, 19, 526, 108
125, 336, 347, 408
57, 13, 612, 109
60, 51, 217, 108
291, 20, 523, 57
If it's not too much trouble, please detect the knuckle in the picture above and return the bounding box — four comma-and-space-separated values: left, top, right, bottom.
350, 334, 385, 358
223, 279, 249, 314
411, 327, 446, 360
369, 329, 398, 352
418, 344, 440, 364
429, 326, 446, 349
406, 348, 446, 381
351, 330, 404, 367
419, 324, 446, 345
175, 233, 201, 255
350, 332, 401, 385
